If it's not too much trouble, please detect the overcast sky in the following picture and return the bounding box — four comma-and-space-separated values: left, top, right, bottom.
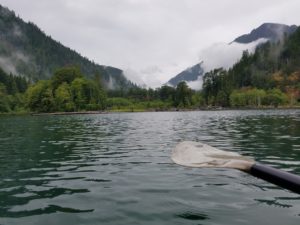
0, 0, 299, 87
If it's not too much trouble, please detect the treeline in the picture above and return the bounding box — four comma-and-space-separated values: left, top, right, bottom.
26, 66, 106, 112
0, 65, 202, 113
202, 28, 300, 107
0, 66, 107, 113
29, 72, 203, 112
27, 71, 203, 112
106, 82, 204, 111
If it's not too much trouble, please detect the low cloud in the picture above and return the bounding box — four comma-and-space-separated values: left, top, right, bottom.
199, 39, 268, 72
124, 63, 194, 88
123, 68, 146, 87
186, 77, 203, 90
0, 56, 18, 74
126, 39, 268, 89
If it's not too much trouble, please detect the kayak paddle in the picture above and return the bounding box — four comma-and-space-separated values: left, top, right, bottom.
171, 141, 300, 194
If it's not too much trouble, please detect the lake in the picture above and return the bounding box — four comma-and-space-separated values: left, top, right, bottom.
0, 110, 300, 225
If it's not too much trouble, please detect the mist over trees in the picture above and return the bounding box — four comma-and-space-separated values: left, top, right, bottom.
0, 5, 134, 90
202, 27, 300, 107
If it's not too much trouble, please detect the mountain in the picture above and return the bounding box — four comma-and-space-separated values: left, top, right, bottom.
233, 23, 298, 44
167, 62, 204, 87
0, 5, 133, 89
202, 26, 300, 107
168, 23, 298, 88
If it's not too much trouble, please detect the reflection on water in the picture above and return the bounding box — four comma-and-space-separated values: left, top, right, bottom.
0, 110, 299, 225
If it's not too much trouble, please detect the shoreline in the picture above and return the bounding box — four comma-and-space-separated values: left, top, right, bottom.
30, 106, 300, 116
31, 111, 109, 116
1, 106, 299, 116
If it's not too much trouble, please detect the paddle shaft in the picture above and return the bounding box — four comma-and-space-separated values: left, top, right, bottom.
249, 163, 300, 194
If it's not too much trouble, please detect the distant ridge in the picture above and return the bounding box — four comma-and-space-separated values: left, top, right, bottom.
167, 62, 204, 86
167, 23, 298, 89
233, 23, 298, 44
0, 4, 133, 89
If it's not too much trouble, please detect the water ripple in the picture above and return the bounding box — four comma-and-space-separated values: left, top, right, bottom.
0, 110, 300, 224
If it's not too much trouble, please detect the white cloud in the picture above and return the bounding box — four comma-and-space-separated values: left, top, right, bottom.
122, 68, 146, 87
199, 38, 268, 72
124, 63, 193, 88
186, 78, 203, 91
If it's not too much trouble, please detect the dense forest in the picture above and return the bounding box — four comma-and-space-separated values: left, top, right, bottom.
202, 27, 300, 107
0, 64, 203, 113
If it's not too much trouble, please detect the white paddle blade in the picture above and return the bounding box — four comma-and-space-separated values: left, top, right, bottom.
171, 141, 254, 171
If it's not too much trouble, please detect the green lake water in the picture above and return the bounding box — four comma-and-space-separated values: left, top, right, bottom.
0, 110, 300, 225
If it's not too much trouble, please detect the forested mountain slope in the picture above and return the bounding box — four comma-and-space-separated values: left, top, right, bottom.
0, 5, 133, 89
202, 27, 300, 106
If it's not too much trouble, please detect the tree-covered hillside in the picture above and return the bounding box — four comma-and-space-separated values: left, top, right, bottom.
0, 5, 133, 89
203, 27, 300, 107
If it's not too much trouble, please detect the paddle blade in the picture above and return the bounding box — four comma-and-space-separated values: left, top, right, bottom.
171, 141, 254, 171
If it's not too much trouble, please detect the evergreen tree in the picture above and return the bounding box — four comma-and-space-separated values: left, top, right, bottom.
174, 81, 193, 107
